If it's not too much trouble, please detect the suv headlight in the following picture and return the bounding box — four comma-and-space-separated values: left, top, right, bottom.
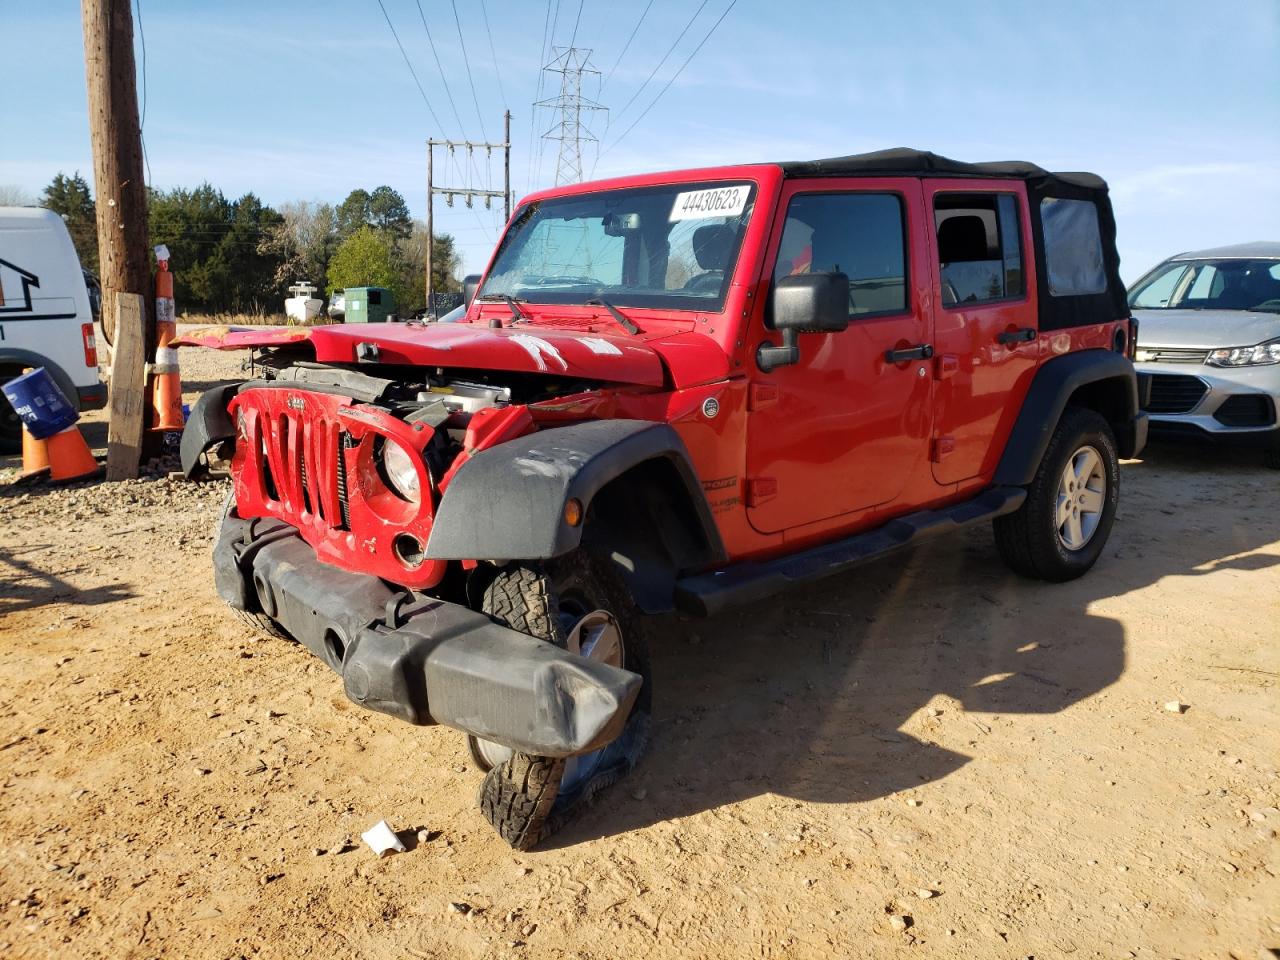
380, 438, 422, 503
1206, 339, 1280, 367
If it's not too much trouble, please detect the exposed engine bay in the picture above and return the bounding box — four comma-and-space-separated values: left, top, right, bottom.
216, 353, 607, 592
244, 350, 603, 476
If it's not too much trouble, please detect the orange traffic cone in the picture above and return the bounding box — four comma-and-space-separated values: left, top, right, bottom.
20, 426, 50, 478
46, 425, 100, 483
150, 253, 185, 430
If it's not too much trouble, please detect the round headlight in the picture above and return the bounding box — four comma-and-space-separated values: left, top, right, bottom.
380, 439, 422, 503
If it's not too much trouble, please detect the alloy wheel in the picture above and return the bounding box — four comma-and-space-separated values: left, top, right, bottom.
1055, 444, 1106, 551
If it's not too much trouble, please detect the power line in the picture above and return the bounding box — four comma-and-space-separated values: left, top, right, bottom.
378, 0, 492, 247
602, 0, 654, 91
478, 0, 508, 109
374, 0, 445, 132
407, 0, 491, 241
133, 0, 151, 186
568, 0, 585, 49
414, 0, 466, 136
533, 0, 564, 188
613, 0, 709, 123
449, 0, 488, 142
601, 0, 738, 161
525, 0, 555, 194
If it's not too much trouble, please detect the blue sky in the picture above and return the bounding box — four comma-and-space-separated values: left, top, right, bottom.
2, 0, 1277, 280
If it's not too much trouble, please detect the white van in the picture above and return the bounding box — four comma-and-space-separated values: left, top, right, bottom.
0, 206, 106, 452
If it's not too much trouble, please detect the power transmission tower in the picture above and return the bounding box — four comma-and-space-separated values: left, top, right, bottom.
425, 110, 511, 315
535, 48, 607, 186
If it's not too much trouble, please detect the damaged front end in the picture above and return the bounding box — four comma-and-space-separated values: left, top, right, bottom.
214, 509, 641, 757
189, 358, 645, 757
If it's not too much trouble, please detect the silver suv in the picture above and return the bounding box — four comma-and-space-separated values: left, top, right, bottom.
1129, 241, 1280, 467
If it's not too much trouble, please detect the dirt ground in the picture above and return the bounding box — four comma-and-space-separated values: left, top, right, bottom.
1, 346, 1277, 960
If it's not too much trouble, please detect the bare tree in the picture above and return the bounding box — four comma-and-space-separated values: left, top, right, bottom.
259, 201, 338, 289
0, 185, 35, 206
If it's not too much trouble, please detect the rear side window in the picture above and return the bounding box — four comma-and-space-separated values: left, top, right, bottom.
933, 193, 1025, 305
1041, 198, 1106, 296
773, 193, 907, 317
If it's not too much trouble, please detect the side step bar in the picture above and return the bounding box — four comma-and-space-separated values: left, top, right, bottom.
674, 486, 1026, 617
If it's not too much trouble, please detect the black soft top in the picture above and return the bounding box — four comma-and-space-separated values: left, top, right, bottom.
777, 147, 1125, 332
778, 147, 1108, 192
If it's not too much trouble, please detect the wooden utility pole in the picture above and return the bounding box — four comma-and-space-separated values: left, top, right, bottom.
82, 0, 153, 479
503, 109, 512, 223
425, 142, 433, 317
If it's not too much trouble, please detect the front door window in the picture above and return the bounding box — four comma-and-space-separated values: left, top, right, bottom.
745, 182, 932, 534
772, 193, 908, 318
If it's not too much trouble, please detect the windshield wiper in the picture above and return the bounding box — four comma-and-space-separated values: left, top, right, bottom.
477, 293, 531, 323
586, 297, 641, 336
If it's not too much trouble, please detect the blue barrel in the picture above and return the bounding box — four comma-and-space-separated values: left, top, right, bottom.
1, 367, 79, 440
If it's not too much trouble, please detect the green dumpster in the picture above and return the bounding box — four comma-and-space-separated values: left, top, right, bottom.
342, 286, 396, 323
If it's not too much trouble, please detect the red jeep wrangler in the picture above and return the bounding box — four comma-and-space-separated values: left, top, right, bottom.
181, 148, 1146, 849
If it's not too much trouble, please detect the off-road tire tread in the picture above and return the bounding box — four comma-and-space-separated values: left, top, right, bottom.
231, 607, 292, 640
994, 406, 1118, 582
476, 563, 569, 849
476, 553, 650, 850
478, 754, 567, 851
480, 565, 564, 646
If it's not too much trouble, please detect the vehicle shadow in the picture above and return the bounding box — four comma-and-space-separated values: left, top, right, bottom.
548, 448, 1280, 845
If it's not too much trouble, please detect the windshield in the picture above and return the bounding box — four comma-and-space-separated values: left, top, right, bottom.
478, 181, 757, 311
1129, 258, 1280, 313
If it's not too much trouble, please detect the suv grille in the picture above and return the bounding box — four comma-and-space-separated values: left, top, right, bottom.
1214, 394, 1277, 428
1145, 374, 1208, 414
231, 387, 445, 590
258, 412, 349, 531
1139, 347, 1209, 364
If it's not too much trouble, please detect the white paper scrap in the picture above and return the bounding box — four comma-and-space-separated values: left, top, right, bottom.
362, 819, 407, 857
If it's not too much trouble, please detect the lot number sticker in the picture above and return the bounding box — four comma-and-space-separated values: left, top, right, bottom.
670, 186, 750, 222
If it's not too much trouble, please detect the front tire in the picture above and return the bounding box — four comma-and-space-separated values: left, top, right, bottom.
475, 551, 650, 850
994, 406, 1120, 582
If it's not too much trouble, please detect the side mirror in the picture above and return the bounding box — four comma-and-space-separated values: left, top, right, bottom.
757, 272, 850, 372
463, 274, 482, 307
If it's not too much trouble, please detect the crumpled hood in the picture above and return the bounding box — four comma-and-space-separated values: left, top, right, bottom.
309, 322, 666, 386
1134, 308, 1280, 350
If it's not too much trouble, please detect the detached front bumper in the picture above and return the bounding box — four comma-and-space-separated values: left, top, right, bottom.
214, 512, 642, 758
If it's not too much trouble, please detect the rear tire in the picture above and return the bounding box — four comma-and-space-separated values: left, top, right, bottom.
994, 406, 1120, 582
476, 551, 650, 851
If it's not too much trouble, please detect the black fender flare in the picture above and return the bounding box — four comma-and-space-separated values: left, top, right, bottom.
0, 349, 84, 413
994, 349, 1146, 487
180, 383, 239, 478
425, 419, 726, 569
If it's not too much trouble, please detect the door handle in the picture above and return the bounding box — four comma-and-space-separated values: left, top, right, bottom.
997, 327, 1037, 345
884, 343, 934, 364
